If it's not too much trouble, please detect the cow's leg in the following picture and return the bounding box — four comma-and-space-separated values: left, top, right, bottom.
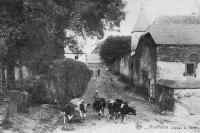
113, 113, 118, 123
107, 113, 111, 122
115, 112, 119, 123
123, 117, 126, 124
62, 112, 66, 124
77, 110, 84, 123
93, 102, 95, 112
64, 115, 66, 124
83, 113, 86, 123
113, 115, 117, 123
102, 108, 104, 118
98, 109, 102, 119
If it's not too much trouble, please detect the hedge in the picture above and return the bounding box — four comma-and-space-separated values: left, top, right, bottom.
30, 58, 92, 105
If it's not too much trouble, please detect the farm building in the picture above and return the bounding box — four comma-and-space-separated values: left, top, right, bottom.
132, 24, 200, 114
119, 6, 149, 80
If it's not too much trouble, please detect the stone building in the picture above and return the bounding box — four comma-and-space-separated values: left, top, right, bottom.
119, 6, 149, 80
133, 24, 200, 113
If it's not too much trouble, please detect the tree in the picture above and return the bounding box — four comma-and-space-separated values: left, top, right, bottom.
0, 0, 126, 89
99, 36, 131, 65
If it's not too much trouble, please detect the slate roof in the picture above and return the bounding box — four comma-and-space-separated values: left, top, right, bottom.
132, 7, 149, 33
157, 79, 200, 89
146, 24, 200, 45
154, 15, 200, 25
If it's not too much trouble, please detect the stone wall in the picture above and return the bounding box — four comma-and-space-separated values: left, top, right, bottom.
157, 45, 200, 63
132, 33, 157, 98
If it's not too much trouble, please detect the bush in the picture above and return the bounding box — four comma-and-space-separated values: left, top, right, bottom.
30, 58, 92, 105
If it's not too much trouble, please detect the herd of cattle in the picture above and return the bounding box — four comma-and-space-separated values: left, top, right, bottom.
61, 97, 136, 124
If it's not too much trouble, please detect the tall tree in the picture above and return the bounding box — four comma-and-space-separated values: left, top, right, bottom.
0, 0, 126, 88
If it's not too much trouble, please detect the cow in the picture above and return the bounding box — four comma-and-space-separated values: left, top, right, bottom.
70, 98, 91, 123
93, 98, 106, 119
107, 99, 136, 123
61, 102, 76, 124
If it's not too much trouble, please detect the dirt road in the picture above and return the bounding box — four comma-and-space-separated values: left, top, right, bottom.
53, 71, 200, 133
1, 71, 200, 133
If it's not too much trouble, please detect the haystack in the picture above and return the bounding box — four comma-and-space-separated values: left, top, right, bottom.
31, 58, 92, 105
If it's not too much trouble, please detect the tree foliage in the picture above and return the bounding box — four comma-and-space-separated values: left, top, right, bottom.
99, 36, 131, 65
0, 0, 126, 76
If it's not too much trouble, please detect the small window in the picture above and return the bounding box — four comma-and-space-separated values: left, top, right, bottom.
75, 55, 78, 60
186, 63, 195, 75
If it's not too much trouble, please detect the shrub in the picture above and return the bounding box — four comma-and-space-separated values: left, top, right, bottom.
30, 58, 92, 105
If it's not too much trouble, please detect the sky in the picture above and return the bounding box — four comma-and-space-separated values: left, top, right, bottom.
119, 0, 199, 35
66, 0, 199, 61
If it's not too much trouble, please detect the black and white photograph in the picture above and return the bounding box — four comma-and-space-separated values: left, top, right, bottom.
1, 0, 200, 133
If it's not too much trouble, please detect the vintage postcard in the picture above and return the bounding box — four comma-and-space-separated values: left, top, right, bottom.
0, 0, 200, 133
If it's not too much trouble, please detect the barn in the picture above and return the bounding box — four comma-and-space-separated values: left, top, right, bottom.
132, 24, 200, 114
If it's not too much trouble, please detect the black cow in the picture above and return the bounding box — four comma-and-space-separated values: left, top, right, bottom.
93, 98, 106, 119
107, 99, 136, 123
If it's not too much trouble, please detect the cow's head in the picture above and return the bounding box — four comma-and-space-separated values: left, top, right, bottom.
127, 106, 136, 115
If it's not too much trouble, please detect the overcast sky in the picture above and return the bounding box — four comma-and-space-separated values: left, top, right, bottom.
75, 0, 199, 56
119, 0, 199, 35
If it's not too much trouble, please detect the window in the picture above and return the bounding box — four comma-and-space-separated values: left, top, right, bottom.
75, 55, 78, 60
185, 63, 196, 76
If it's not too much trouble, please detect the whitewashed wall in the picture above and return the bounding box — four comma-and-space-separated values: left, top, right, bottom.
157, 61, 200, 82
